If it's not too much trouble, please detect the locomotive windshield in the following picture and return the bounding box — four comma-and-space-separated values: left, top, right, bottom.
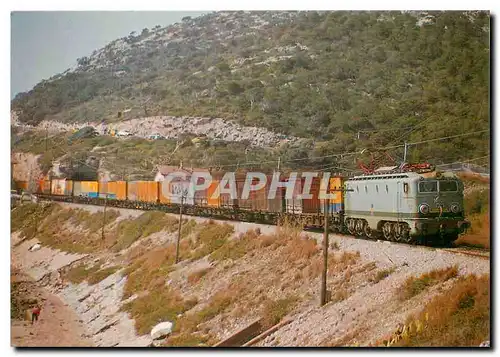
439, 181, 458, 192
418, 181, 437, 193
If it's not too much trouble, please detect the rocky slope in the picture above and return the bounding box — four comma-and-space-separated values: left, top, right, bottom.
11, 202, 490, 347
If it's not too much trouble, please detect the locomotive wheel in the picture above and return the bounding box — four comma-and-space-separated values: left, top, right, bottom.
364, 224, 376, 239
355, 219, 365, 237
382, 222, 393, 241
399, 223, 413, 244
347, 219, 356, 235
393, 223, 403, 242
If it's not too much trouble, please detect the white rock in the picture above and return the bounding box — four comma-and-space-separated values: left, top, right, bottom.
30, 243, 42, 252
151, 321, 174, 340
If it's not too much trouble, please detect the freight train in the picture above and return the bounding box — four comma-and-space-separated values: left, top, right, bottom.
24, 168, 470, 246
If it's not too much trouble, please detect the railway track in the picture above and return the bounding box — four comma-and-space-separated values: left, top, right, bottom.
440, 247, 490, 260
24, 194, 489, 259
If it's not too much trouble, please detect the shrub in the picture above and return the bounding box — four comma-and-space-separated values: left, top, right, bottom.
261, 296, 298, 328
369, 267, 396, 284
397, 274, 489, 347
399, 266, 458, 300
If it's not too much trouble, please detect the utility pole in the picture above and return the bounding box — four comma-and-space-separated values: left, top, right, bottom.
277, 157, 281, 171
101, 193, 108, 240
403, 142, 408, 163
320, 178, 330, 306
319, 179, 353, 306
45, 128, 48, 152
175, 192, 185, 264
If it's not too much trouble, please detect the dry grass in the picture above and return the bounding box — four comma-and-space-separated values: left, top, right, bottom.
122, 243, 180, 298
11, 202, 56, 234
456, 178, 490, 249
73, 209, 120, 233
122, 289, 198, 335
399, 266, 458, 300
369, 267, 396, 284
65, 261, 120, 285
457, 172, 490, 185
322, 326, 369, 347
397, 274, 490, 347
190, 222, 234, 260
112, 211, 178, 252
261, 296, 298, 328
456, 211, 489, 249
209, 229, 261, 262
167, 286, 241, 345
187, 267, 213, 285
165, 333, 210, 347
330, 288, 349, 303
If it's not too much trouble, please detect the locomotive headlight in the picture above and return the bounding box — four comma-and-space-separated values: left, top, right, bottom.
450, 203, 460, 214
419, 203, 430, 214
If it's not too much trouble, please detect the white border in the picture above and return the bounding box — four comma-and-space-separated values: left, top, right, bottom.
3, 2, 497, 357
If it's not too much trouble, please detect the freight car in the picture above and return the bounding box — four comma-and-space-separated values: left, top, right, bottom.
27, 169, 470, 246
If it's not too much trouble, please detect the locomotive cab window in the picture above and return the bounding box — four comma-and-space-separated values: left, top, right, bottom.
419, 181, 438, 193
439, 181, 458, 192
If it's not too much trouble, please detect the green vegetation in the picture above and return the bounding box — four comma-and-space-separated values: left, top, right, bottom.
75, 209, 120, 233
190, 221, 235, 260
209, 228, 260, 262
11, 202, 56, 237
399, 266, 458, 300
12, 11, 489, 169
113, 211, 178, 251
12, 130, 279, 179
396, 274, 489, 347
122, 289, 198, 335
456, 173, 490, 249
65, 262, 120, 285
261, 296, 298, 328
369, 267, 396, 284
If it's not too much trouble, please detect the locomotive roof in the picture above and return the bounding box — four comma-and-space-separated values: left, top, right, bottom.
348, 172, 422, 181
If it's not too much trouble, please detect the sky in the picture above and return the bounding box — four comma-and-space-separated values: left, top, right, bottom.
10, 11, 209, 98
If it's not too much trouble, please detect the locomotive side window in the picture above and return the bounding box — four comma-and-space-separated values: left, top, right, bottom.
403, 182, 409, 193
419, 181, 438, 193
439, 181, 458, 192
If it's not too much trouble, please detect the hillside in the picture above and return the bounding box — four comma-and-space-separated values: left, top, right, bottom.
11, 11, 490, 169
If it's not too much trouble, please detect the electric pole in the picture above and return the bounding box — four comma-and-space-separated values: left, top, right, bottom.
277, 157, 281, 171
319, 179, 354, 306
403, 142, 408, 163
175, 192, 185, 264
320, 178, 330, 306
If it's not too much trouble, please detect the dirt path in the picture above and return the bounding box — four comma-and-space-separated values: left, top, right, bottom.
11, 269, 92, 347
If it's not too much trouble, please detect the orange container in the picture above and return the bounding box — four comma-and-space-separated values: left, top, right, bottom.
39, 179, 51, 194
51, 179, 69, 196
99, 181, 126, 200
14, 180, 28, 192
73, 181, 99, 197
159, 180, 171, 204
320, 176, 345, 213
110, 181, 127, 200
128, 181, 159, 202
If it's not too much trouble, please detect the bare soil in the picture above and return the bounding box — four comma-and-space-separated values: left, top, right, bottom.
10, 268, 92, 347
